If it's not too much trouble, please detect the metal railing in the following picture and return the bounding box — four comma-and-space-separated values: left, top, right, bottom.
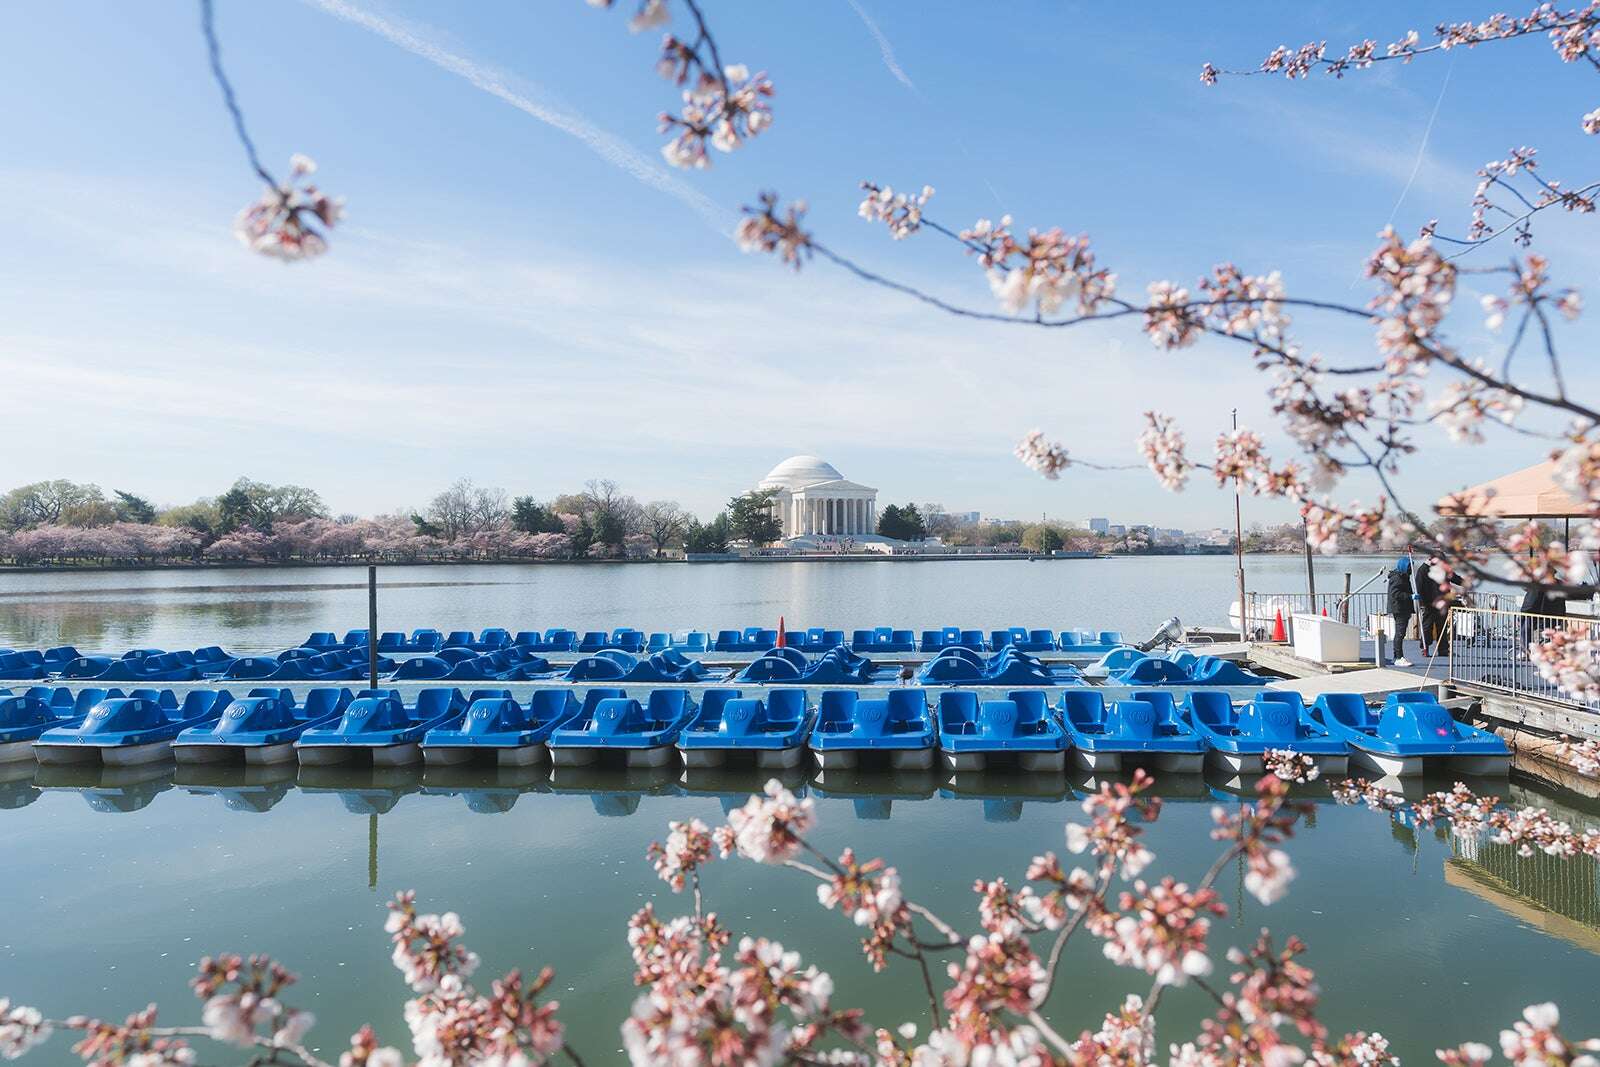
1446, 606, 1600, 713
1241, 590, 1517, 637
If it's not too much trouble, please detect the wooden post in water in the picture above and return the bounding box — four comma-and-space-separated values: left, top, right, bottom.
1232, 409, 1248, 640
368, 813, 378, 890
367, 565, 379, 692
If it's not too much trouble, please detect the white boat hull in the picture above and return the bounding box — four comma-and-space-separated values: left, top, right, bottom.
757, 747, 805, 769
371, 743, 421, 767
1349, 749, 1423, 778
296, 746, 354, 767
1207, 751, 1262, 775
101, 740, 174, 767
550, 747, 597, 767
1072, 749, 1121, 773
1019, 751, 1066, 773
1149, 752, 1204, 774
245, 743, 298, 766
0, 739, 38, 763
1450, 754, 1510, 776
34, 744, 98, 765
174, 744, 231, 765
422, 747, 475, 767
497, 744, 548, 767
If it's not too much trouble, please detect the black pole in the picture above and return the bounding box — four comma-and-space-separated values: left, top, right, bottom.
367, 565, 379, 692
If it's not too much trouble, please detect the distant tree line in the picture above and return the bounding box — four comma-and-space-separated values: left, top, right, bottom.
0, 476, 697, 567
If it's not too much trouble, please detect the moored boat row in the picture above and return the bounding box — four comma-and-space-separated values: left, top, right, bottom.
0, 684, 1508, 777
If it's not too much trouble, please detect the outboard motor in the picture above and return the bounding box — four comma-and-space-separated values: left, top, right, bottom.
1136, 616, 1185, 652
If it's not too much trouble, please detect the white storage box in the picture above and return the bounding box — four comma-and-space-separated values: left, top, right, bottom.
1292, 613, 1360, 663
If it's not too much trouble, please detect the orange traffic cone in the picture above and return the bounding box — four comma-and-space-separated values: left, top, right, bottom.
1272, 609, 1287, 642
776, 616, 786, 649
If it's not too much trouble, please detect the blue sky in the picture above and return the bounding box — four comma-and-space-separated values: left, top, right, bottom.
1, 1, 1594, 527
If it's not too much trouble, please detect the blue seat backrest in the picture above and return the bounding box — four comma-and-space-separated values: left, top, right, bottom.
766, 688, 806, 723
940, 690, 979, 719
580, 687, 628, 717
1059, 689, 1106, 723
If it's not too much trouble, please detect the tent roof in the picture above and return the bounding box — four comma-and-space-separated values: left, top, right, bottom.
1436, 459, 1588, 519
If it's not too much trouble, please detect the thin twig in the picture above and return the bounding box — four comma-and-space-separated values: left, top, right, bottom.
198, 0, 275, 186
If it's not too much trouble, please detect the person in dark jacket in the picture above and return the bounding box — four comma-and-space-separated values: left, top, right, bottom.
1414, 555, 1462, 657
1385, 556, 1418, 665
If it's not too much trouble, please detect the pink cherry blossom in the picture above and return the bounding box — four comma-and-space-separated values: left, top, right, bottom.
233, 155, 343, 261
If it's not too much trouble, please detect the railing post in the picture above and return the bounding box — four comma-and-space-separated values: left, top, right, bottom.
1341, 572, 1351, 624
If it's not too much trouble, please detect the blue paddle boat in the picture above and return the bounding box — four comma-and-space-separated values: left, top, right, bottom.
173, 687, 354, 765
35, 689, 233, 766
1179, 691, 1347, 775
677, 688, 812, 768
1058, 690, 1206, 773
421, 690, 583, 767
809, 689, 936, 770
546, 688, 696, 767
1307, 691, 1509, 777
295, 688, 465, 767
936, 691, 1069, 772
0, 686, 93, 762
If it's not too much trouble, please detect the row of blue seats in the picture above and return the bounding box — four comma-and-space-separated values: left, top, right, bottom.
1, 684, 1507, 779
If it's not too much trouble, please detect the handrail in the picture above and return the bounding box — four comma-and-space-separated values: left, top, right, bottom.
1446, 605, 1600, 713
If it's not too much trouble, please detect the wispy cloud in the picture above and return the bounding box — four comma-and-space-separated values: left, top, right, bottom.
302, 0, 732, 234
844, 0, 915, 91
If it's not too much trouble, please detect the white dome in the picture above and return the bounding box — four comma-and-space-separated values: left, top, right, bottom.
759, 454, 844, 490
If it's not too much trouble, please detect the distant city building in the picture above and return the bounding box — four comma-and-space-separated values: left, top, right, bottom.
1086, 517, 1109, 534
951, 511, 980, 524
757, 455, 878, 539
1107, 524, 1127, 537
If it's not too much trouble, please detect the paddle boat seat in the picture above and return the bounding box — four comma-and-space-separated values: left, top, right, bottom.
36, 689, 233, 767
546, 688, 696, 767
1058, 690, 1204, 772
175, 687, 353, 765
0, 687, 85, 760
1308, 691, 1509, 777
296, 688, 465, 766
678, 688, 811, 767
422, 689, 582, 767
937, 691, 1067, 771
810, 689, 935, 769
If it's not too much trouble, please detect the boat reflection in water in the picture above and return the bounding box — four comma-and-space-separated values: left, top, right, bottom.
0, 758, 41, 809
677, 765, 809, 814
296, 764, 423, 815
809, 768, 937, 820
421, 764, 550, 814
34, 759, 176, 813
547, 763, 679, 817
175, 762, 298, 812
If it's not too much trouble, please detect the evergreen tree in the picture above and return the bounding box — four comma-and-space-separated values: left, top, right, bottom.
726, 489, 783, 544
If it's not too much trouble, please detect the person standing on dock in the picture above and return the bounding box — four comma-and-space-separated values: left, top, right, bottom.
1386, 556, 1419, 666
1416, 554, 1461, 659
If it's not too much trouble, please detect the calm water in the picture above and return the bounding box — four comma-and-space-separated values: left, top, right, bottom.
0, 553, 1389, 654
2, 559, 1597, 1061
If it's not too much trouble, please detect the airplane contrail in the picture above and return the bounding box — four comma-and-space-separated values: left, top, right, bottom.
845, 0, 915, 91
304, 0, 733, 234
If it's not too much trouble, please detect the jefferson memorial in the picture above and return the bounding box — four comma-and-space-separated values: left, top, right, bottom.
758, 455, 879, 539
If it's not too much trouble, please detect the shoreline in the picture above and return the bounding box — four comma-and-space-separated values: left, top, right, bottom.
0, 545, 1273, 575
